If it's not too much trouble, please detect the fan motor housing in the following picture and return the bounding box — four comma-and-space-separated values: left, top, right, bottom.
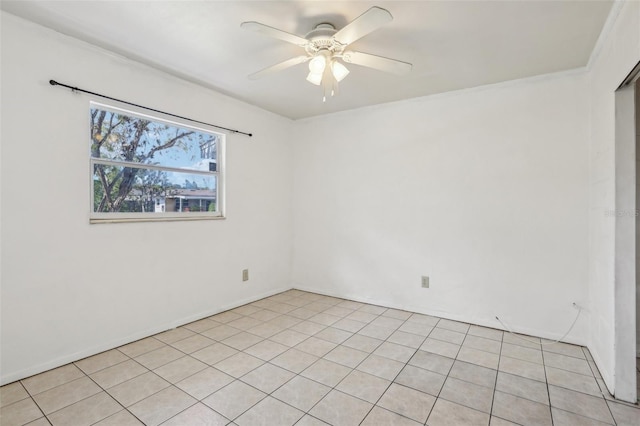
305, 23, 344, 55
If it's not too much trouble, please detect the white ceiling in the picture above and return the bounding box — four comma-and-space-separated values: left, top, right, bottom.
2, 1, 613, 120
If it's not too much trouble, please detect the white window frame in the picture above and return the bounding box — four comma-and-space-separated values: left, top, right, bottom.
89, 102, 225, 223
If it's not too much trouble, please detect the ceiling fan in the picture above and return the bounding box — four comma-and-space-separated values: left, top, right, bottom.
241, 6, 412, 101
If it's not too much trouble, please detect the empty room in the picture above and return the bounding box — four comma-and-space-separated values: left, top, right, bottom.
1, 1, 639, 425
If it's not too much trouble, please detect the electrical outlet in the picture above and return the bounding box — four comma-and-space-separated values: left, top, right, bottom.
242, 269, 249, 281
421, 276, 429, 288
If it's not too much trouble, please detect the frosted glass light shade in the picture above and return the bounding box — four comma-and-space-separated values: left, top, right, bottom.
331, 61, 350, 82
308, 55, 326, 74
306, 71, 323, 86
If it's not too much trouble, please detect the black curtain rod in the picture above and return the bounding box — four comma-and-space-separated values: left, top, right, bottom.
49, 79, 252, 137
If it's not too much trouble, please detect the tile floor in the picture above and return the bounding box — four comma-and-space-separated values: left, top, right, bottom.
1, 290, 639, 426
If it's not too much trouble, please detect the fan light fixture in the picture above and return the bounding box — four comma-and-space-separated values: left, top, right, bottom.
241, 6, 413, 101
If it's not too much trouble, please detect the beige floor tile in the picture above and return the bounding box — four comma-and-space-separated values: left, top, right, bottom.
153, 356, 207, 384
240, 363, 294, 393
342, 334, 383, 353
361, 406, 422, 425
542, 342, 586, 359
75, 349, 129, 375
162, 402, 229, 426
47, 392, 121, 426
427, 398, 490, 426
0, 382, 29, 408
134, 346, 184, 370
407, 313, 440, 326
175, 367, 234, 400
33, 376, 101, 414
551, 407, 614, 426
267, 315, 301, 329
118, 337, 165, 358
370, 316, 404, 330
468, 325, 504, 342
301, 359, 352, 387
357, 354, 405, 380
270, 348, 319, 374
221, 332, 263, 351
0, 398, 43, 426
107, 372, 170, 407
310, 390, 373, 426
249, 311, 282, 323
336, 370, 391, 403
246, 322, 285, 338
463, 335, 502, 354
332, 318, 367, 333
244, 339, 289, 361
21, 364, 85, 395
546, 366, 601, 396
191, 343, 238, 366
607, 400, 640, 426
92, 409, 145, 426
501, 333, 541, 350
377, 383, 435, 423
209, 311, 243, 323
548, 385, 614, 424
295, 415, 330, 426
394, 365, 446, 396
201, 325, 243, 341
489, 416, 519, 425
270, 329, 309, 347
498, 356, 546, 382
408, 350, 454, 375
387, 331, 426, 349
182, 318, 220, 333
314, 327, 353, 344
492, 391, 552, 426
90, 359, 148, 389
272, 376, 331, 412
359, 304, 387, 315
543, 352, 592, 376
430, 327, 466, 345
232, 305, 262, 316
346, 311, 377, 324
235, 396, 304, 426
170, 334, 216, 354
420, 338, 460, 358
295, 336, 337, 357
449, 360, 497, 388
381, 308, 412, 320
398, 321, 434, 337
214, 352, 263, 378
501, 343, 543, 364
129, 386, 196, 426
289, 308, 318, 320
373, 342, 416, 363
324, 345, 369, 368
337, 300, 365, 310
309, 313, 341, 326
226, 317, 263, 331
457, 346, 500, 369
202, 380, 265, 420
358, 324, 395, 340
440, 376, 494, 413
436, 319, 470, 334
23, 417, 50, 426
495, 371, 549, 405
289, 320, 326, 336
323, 306, 355, 318
154, 327, 196, 344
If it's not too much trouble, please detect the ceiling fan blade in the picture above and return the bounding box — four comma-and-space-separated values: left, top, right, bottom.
342, 51, 412, 75
249, 56, 310, 80
333, 7, 393, 46
241, 21, 309, 46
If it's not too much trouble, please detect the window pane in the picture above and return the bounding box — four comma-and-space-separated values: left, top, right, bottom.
90, 108, 218, 172
93, 164, 217, 213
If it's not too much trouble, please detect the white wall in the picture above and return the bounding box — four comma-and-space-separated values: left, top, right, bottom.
0, 13, 293, 384
291, 72, 591, 344
586, 0, 640, 395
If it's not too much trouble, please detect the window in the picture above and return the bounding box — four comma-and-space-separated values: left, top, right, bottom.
90, 103, 224, 223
